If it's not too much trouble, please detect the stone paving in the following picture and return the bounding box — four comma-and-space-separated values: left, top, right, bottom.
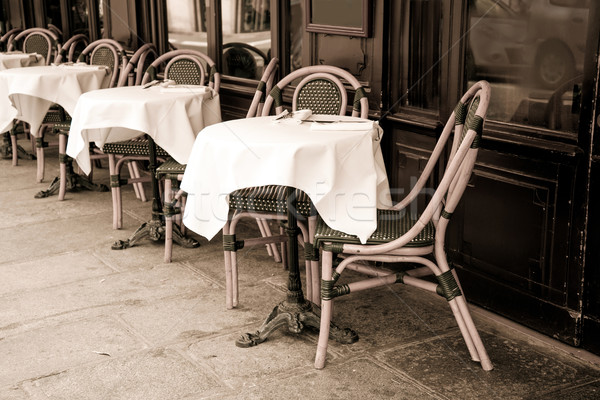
2, 141, 600, 399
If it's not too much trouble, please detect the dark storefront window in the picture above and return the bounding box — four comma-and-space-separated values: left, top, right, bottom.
465, 0, 590, 134
394, 0, 442, 114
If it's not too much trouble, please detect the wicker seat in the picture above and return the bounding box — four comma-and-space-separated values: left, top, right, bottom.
47, 39, 129, 200
314, 81, 493, 371
102, 49, 220, 230
223, 64, 370, 309
158, 57, 279, 264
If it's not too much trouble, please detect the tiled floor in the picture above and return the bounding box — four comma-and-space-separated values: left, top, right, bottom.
1, 141, 600, 399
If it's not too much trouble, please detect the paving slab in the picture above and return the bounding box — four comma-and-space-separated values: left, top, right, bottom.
0, 263, 209, 330
0, 250, 115, 296
23, 347, 224, 400
0, 315, 145, 387
115, 279, 285, 345
182, 331, 318, 390
378, 330, 600, 400
215, 357, 442, 400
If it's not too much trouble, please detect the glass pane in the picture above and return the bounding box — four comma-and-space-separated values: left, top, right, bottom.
69, 0, 90, 35
45, 0, 62, 35
402, 0, 442, 111
222, 0, 271, 79
167, 0, 208, 54
290, 0, 303, 71
466, 0, 590, 133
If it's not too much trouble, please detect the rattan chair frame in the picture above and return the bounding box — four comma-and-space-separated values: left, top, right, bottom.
313, 81, 493, 372
223, 64, 369, 309
105, 49, 220, 230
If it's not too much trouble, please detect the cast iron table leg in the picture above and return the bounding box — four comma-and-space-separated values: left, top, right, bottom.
235, 187, 358, 347
111, 135, 199, 250
34, 155, 109, 198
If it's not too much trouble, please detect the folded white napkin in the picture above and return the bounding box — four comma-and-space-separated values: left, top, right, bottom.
272, 109, 312, 125
159, 84, 207, 93
309, 121, 374, 131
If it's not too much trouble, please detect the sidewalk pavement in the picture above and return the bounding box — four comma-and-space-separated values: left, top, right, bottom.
1, 141, 600, 399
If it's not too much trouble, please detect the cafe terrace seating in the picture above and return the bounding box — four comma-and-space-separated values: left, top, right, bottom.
54, 33, 89, 64
0, 28, 22, 52
7, 28, 62, 171
102, 49, 220, 230
8, 27, 60, 65
222, 64, 370, 308
159, 56, 280, 264
49, 39, 129, 199
313, 80, 493, 371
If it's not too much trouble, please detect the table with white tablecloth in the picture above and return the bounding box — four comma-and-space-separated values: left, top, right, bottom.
0, 52, 43, 70
179, 113, 391, 347
0, 63, 111, 135
180, 114, 391, 244
66, 83, 222, 249
67, 84, 221, 175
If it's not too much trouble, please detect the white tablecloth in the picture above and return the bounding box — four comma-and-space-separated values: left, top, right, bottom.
0, 52, 43, 70
180, 115, 392, 243
66, 85, 222, 175
0, 64, 110, 135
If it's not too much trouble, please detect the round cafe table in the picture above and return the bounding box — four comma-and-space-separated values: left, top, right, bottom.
180, 114, 391, 347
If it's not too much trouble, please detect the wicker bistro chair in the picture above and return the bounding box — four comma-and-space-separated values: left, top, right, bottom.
0, 28, 23, 52
8, 28, 61, 65
6, 28, 62, 171
159, 57, 279, 264
102, 49, 221, 231
54, 33, 89, 64
313, 81, 493, 371
222, 64, 370, 309
44, 39, 129, 200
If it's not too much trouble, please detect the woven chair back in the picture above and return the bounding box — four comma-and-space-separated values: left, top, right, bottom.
261, 65, 368, 118
78, 39, 127, 88
10, 28, 60, 65
141, 49, 220, 93
165, 55, 205, 85
55, 34, 88, 63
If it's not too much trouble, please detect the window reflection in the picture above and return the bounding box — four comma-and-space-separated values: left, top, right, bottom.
70, 0, 90, 35
466, 0, 589, 133
167, 0, 208, 53
222, 0, 271, 79
290, 0, 303, 71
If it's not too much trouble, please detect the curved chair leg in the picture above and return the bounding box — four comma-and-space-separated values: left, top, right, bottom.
315, 249, 334, 369
108, 154, 122, 229
10, 127, 18, 166
36, 126, 47, 183
435, 245, 493, 371
58, 133, 67, 200
256, 218, 282, 261
223, 219, 236, 309
163, 178, 173, 263
308, 215, 320, 304
127, 161, 142, 200
129, 161, 147, 202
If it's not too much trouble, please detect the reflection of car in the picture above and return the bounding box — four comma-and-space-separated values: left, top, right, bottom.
468, 0, 589, 89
